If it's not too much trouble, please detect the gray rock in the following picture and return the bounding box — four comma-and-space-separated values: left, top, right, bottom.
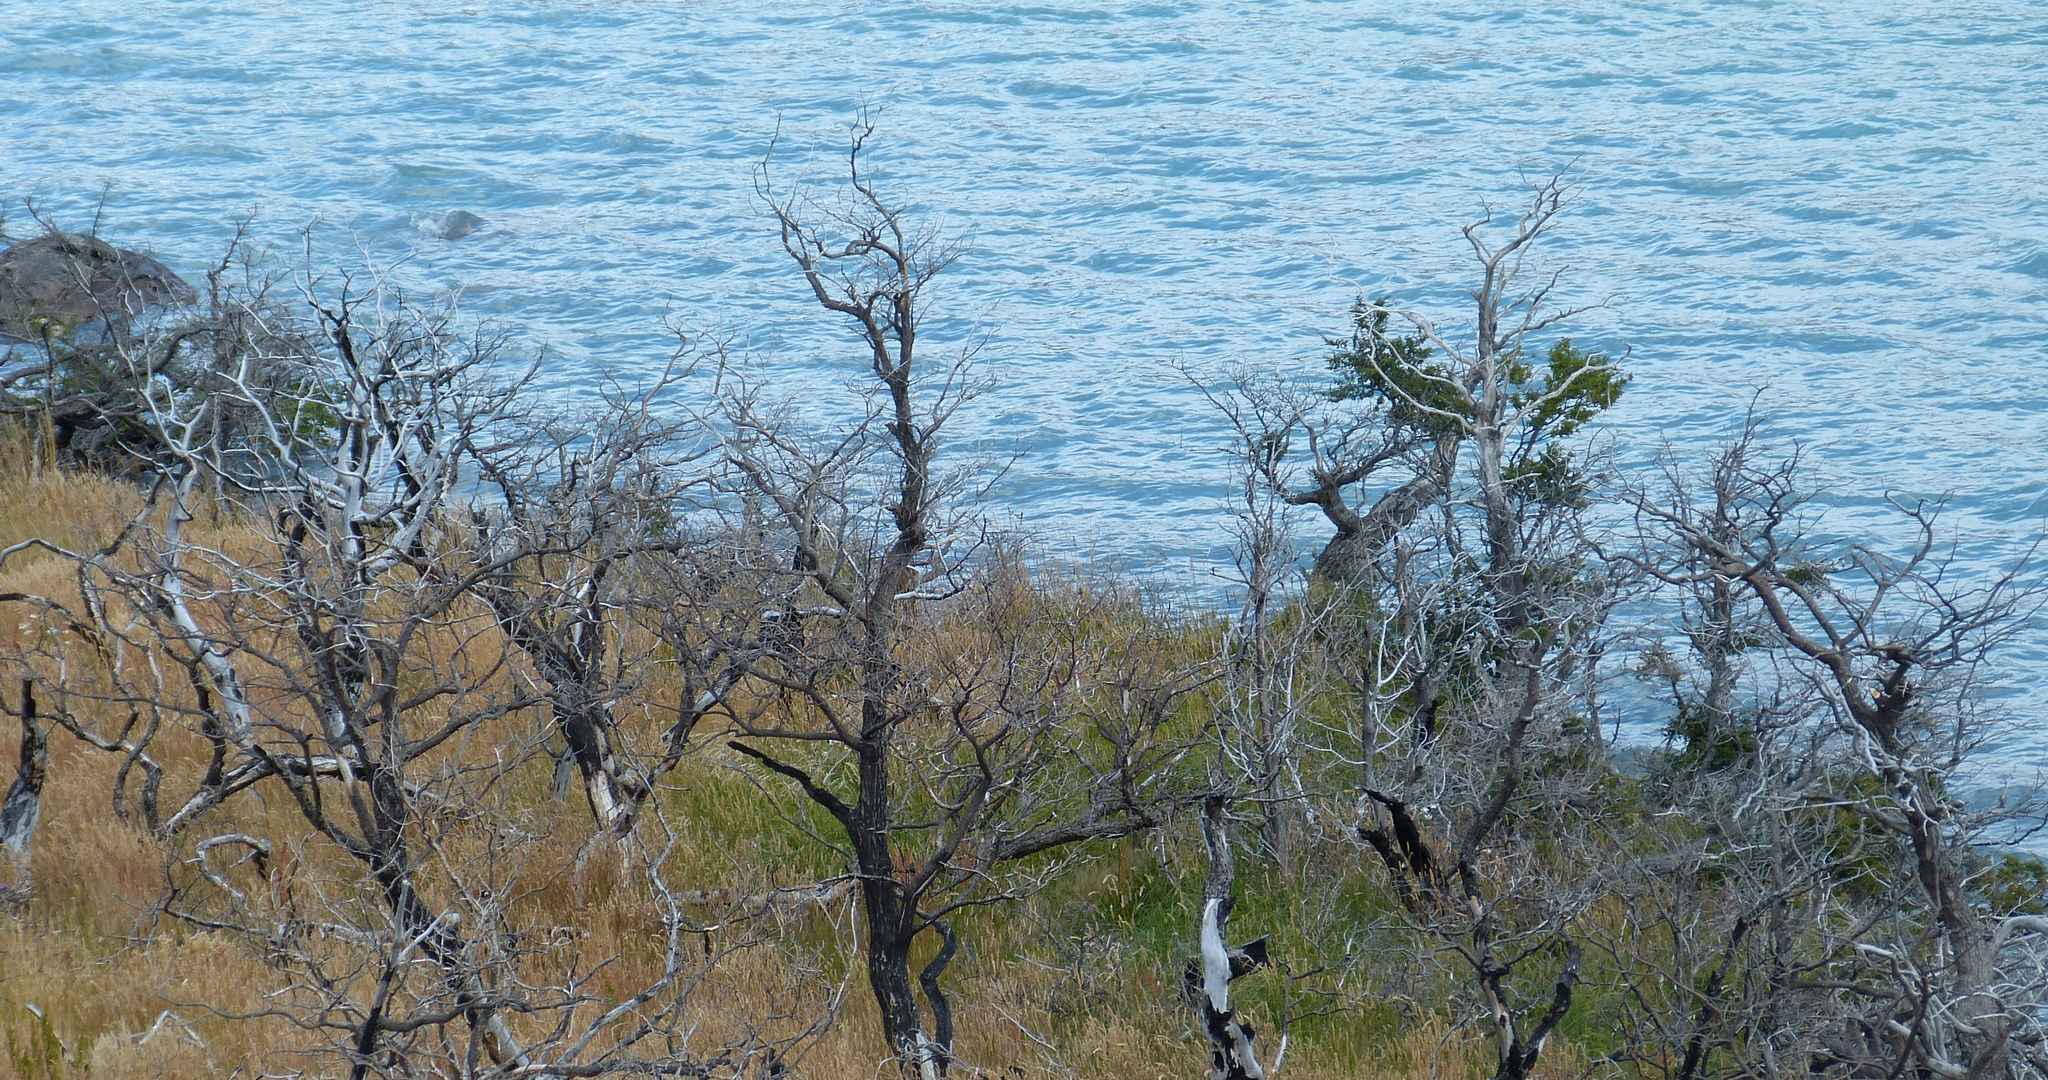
0, 232, 196, 342
430, 210, 485, 240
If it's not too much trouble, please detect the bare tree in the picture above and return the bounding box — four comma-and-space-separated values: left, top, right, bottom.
455, 362, 730, 847
708, 120, 1208, 1076
1192, 367, 1346, 867
1, 254, 827, 1076
1629, 411, 2048, 1080
0, 211, 331, 474
1341, 179, 1624, 1080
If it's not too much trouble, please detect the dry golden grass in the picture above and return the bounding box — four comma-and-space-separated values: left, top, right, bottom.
0, 429, 1551, 1079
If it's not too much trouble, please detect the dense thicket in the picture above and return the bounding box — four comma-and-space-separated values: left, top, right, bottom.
0, 133, 2042, 1080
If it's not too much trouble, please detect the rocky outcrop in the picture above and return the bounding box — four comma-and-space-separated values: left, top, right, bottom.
0, 231, 196, 343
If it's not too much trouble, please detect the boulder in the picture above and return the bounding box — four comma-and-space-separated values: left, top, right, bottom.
418, 210, 485, 241
0, 231, 197, 343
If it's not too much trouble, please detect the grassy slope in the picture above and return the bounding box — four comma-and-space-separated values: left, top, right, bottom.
0, 440, 1567, 1080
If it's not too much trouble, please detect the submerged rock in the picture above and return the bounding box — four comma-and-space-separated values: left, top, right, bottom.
425, 210, 486, 240
0, 231, 196, 342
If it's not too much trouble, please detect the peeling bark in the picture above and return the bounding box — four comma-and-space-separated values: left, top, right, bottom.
1194, 797, 1267, 1080
1, 680, 48, 861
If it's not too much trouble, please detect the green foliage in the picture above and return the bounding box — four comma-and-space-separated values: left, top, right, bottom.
1502, 339, 1628, 509
1324, 297, 1455, 435
1665, 703, 1761, 774
1783, 560, 1833, 586
1980, 854, 2048, 917
1326, 299, 1626, 511
1511, 339, 1627, 440
1327, 299, 1626, 439
280, 384, 344, 446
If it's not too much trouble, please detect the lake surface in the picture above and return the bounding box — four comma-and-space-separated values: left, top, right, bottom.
4, 1, 2045, 747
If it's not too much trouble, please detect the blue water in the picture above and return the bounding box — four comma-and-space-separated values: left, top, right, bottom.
4, 2, 2046, 747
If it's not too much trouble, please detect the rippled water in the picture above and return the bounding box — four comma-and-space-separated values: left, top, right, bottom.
5, 1, 2045, 744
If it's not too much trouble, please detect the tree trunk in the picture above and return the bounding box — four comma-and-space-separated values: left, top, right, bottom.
856, 856, 943, 1077
552, 686, 638, 836
853, 662, 944, 1078
359, 765, 548, 1079
1, 680, 48, 863
1309, 432, 1460, 589
865, 926, 938, 1079
1195, 797, 1266, 1080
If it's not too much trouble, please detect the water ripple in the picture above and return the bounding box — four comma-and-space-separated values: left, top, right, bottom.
3, 0, 2045, 735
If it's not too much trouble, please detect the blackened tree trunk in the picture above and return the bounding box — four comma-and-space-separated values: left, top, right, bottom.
854, 695, 944, 1077
865, 923, 934, 1077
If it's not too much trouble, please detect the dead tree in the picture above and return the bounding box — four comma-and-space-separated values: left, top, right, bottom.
1190, 796, 1275, 1080
1344, 178, 1623, 1080
0, 212, 324, 469
129, 272, 563, 1074
1564, 404, 1853, 1080
1631, 411, 2048, 1080
1, 254, 827, 1075
456, 361, 728, 844
0, 680, 46, 868
713, 120, 1207, 1077
1191, 367, 1347, 866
